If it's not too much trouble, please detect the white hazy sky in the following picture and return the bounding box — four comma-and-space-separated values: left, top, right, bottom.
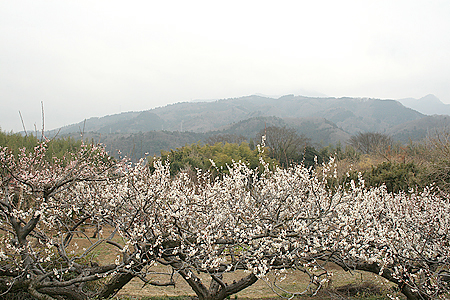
1, 0, 450, 132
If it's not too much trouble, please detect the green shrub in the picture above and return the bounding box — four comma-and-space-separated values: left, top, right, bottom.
151, 142, 276, 176
343, 161, 423, 193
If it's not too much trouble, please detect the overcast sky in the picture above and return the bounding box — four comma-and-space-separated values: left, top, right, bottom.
1, 0, 450, 132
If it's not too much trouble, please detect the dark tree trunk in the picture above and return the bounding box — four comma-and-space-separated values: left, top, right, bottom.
96, 272, 135, 299
333, 260, 428, 300
176, 267, 258, 300
33, 285, 88, 300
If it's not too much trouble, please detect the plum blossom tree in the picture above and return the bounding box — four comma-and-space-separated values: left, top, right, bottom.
118, 156, 341, 300
1, 140, 449, 300
0, 142, 174, 300
327, 182, 450, 300
121, 155, 450, 300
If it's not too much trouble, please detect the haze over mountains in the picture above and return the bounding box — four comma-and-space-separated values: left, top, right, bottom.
398, 94, 450, 116
46, 94, 450, 160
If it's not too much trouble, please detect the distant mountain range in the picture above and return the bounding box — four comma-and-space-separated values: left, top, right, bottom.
398, 94, 450, 116
46, 94, 450, 160
51, 95, 425, 135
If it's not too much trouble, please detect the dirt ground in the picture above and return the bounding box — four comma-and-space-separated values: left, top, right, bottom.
71, 227, 401, 299
115, 264, 399, 299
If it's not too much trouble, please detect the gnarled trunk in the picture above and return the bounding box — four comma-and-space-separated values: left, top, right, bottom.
333, 260, 428, 300
96, 272, 135, 299
177, 268, 258, 300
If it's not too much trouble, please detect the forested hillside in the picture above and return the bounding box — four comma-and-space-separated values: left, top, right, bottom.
48, 95, 425, 136
40, 95, 450, 162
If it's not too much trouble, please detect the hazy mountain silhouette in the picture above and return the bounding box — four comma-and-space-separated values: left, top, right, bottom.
398, 94, 450, 115
52, 95, 421, 135
387, 115, 450, 143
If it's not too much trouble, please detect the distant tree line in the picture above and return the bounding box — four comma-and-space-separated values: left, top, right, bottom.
0, 130, 83, 159
152, 141, 276, 176
4, 128, 450, 194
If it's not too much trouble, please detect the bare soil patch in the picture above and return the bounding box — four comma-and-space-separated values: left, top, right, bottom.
67, 226, 403, 299
115, 264, 401, 299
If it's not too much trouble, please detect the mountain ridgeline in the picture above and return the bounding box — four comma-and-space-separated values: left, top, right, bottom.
46, 94, 450, 160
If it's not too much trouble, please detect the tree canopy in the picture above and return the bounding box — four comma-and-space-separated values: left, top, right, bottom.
155, 141, 275, 175
257, 126, 310, 167
348, 132, 393, 155
0, 130, 83, 160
